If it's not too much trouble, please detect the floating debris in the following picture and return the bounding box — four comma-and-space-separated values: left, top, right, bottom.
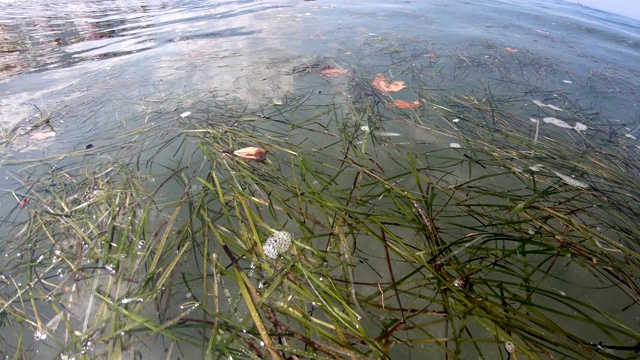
530, 117, 539, 123
374, 131, 402, 137
504, 47, 518, 53
360, 125, 370, 132
371, 73, 406, 93
543, 117, 573, 129
574, 122, 588, 134
29, 130, 56, 141
449, 142, 462, 148
625, 133, 637, 140
552, 171, 589, 189
562, 80, 573, 84
180, 111, 191, 118
318, 67, 348, 78
232, 147, 268, 162
388, 99, 421, 109
529, 164, 543, 172
533, 100, 564, 112
263, 231, 293, 259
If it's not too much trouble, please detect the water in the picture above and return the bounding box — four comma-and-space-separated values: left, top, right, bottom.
1, 0, 639, 358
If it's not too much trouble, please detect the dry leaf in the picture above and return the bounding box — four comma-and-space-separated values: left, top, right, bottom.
371, 73, 406, 93
233, 147, 268, 162
423, 53, 438, 59
318, 67, 348, 78
504, 47, 518, 53
388, 99, 421, 109
29, 130, 56, 141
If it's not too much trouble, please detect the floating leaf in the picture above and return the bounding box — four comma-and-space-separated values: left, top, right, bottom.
232, 147, 268, 162
533, 100, 564, 111
552, 171, 589, 189
318, 67, 348, 78
574, 122, 588, 134
542, 117, 573, 129
504, 47, 518, 53
371, 73, 406, 93
388, 99, 420, 109
46, 311, 64, 332
29, 130, 56, 141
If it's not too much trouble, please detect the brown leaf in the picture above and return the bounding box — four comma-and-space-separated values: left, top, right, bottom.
318, 67, 348, 78
29, 130, 56, 141
233, 147, 268, 162
504, 47, 518, 53
371, 73, 406, 93
388, 99, 421, 110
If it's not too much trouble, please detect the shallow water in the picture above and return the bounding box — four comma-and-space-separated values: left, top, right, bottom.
1, 0, 639, 358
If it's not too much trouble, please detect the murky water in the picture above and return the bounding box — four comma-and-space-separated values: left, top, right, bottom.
1, 0, 639, 358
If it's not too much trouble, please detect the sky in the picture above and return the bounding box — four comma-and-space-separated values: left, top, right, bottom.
564, 0, 640, 21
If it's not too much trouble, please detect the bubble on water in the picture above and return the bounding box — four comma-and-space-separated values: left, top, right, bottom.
34, 329, 47, 341
263, 231, 293, 259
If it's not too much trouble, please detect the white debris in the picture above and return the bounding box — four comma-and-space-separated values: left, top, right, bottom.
552, 171, 589, 189
263, 231, 293, 259
452, 118, 460, 123
533, 100, 564, 112
530, 117, 539, 123
543, 117, 573, 129
449, 142, 462, 148
374, 131, 402, 136
625, 133, 637, 140
562, 80, 573, 84
360, 125, 370, 132
180, 111, 191, 118
574, 122, 588, 134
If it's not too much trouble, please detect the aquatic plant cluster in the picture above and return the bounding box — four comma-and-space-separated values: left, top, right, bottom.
2, 48, 640, 360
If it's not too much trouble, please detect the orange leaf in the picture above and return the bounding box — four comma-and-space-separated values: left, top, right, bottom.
388, 99, 421, 110
232, 147, 268, 162
371, 73, 406, 93
504, 47, 518, 53
318, 67, 348, 77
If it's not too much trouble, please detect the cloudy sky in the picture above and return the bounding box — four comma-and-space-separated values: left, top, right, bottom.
564, 0, 640, 20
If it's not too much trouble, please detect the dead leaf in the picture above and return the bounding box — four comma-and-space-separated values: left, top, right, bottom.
29, 130, 56, 141
233, 147, 268, 162
371, 73, 406, 93
388, 99, 421, 110
318, 67, 348, 77
423, 53, 438, 59
504, 47, 518, 53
